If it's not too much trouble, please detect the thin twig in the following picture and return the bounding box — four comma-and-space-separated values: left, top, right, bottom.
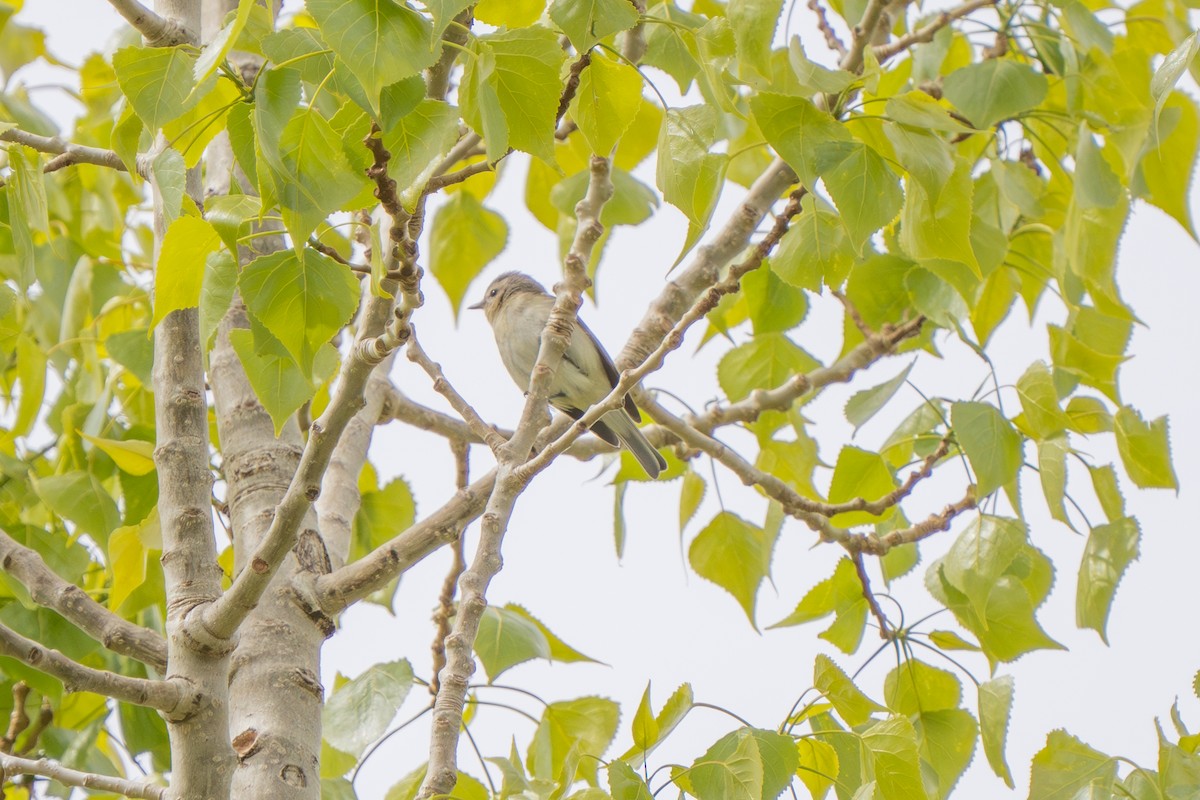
873, 0, 998, 61
809, 0, 848, 57
0, 128, 143, 178
407, 331, 507, 452
429, 441, 470, 696
0, 751, 164, 799
851, 551, 892, 638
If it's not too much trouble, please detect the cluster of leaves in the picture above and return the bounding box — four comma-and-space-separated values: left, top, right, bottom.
0, 0, 1197, 797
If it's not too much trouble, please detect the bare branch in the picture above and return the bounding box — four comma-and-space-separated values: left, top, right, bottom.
851, 551, 892, 637
0, 682, 29, 754
426, 7, 474, 101
107, 0, 191, 46
0, 128, 144, 178
0, 531, 168, 672
430, 442, 470, 696
840, 0, 890, 72
0, 752, 164, 799
616, 158, 799, 372
0, 624, 191, 714
860, 489, 978, 553
418, 155, 614, 800
809, 0, 848, 57
407, 331, 508, 452
873, 0, 998, 61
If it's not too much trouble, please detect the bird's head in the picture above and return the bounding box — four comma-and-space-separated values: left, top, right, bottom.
468, 271, 548, 323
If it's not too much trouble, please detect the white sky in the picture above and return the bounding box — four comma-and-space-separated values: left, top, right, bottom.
11, 2, 1200, 799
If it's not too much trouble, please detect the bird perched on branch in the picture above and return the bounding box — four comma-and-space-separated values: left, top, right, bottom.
469, 272, 667, 479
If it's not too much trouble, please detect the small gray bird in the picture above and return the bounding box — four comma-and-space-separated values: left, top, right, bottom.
469, 272, 667, 479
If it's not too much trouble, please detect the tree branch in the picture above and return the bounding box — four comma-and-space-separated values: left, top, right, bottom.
418, 155, 614, 800
809, 0, 848, 57
0, 624, 190, 714
0, 128, 144, 178
0, 530, 167, 673
406, 330, 508, 452
873, 0, 998, 61
107, 0, 191, 45
851, 551, 892, 637
429, 442, 470, 696
0, 752, 164, 799
425, 7, 474, 101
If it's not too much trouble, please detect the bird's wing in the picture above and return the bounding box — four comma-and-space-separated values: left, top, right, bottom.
576, 316, 642, 423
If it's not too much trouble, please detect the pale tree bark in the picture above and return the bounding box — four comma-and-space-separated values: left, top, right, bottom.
150, 3, 234, 798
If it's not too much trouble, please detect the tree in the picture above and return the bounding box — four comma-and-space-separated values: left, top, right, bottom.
0, 0, 1196, 798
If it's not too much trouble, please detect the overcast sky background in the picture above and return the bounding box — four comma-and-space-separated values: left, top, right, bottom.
11, 1, 1200, 798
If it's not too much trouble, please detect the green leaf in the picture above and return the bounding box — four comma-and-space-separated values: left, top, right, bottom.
475, 605, 551, 681
107, 329, 155, 386
684, 729, 764, 800
1150, 32, 1200, 132
1037, 435, 1072, 529
689, 511, 775, 627
199, 251, 238, 350
1088, 464, 1126, 523
13, 333, 46, 437
883, 660, 961, 716
927, 630, 979, 651
1063, 396, 1111, 434
814, 654, 885, 727
827, 447, 898, 527
194, 0, 256, 83
322, 660, 414, 759
549, 0, 639, 51
229, 328, 337, 434
475, 0, 546, 27
845, 362, 914, 433
1114, 406, 1178, 490
152, 216, 222, 330
950, 401, 1022, 499
728, 0, 783, 80
744, 265, 807, 335
796, 737, 839, 800
506, 604, 600, 666
306, 0, 435, 112
770, 557, 867, 654
938, 516, 1027, 621
1028, 730, 1116, 800
151, 146, 186, 229
788, 35, 855, 94
772, 198, 854, 291
352, 475, 417, 562
621, 682, 694, 767
263, 105, 365, 245
900, 158, 980, 276
1076, 517, 1140, 643
79, 434, 155, 477
885, 92, 975, 134
34, 472, 121, 546
657, 106, 729, 262
916, 709, 976, 800
1016, 361, 1071, 439
679, 470, 706, 535
978, 676, 1014, 787
821, 142, 903, 253
381, 99, 461, 198
239, 249, 360, 379
429, 193, 508, 317
862, 716, 929, 800
884, 123, 955, 204
751, 92, 852, 189
571, 52, 644, 156
529, 697, 620, 785
462, 28, 564, 162
717, 333, 819, 402
643, 2, 705, 92
4, 145, 41, 288
942, 59, 1048, 129
107, 509, 159, 613
1136, 92, 1198, 240
112, 45, 198, 130
609, 760, 653, 800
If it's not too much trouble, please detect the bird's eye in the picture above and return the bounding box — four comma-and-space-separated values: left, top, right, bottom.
489, 289, 498, 297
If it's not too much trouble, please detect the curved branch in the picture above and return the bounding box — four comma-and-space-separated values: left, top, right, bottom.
0, 752, 164, 799
873, 0, 998, 61
0, 531, 167, 673
0, 128, 144, 178
107, 0, 192, 45
0, 624, 190, 714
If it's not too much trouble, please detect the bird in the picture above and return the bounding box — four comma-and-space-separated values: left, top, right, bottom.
469, 272, 668, 479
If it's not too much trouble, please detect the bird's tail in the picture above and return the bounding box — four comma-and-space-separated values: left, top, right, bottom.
602, 410, 668, 479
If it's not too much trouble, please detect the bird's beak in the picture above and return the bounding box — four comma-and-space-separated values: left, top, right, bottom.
467, 299, 485, 310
